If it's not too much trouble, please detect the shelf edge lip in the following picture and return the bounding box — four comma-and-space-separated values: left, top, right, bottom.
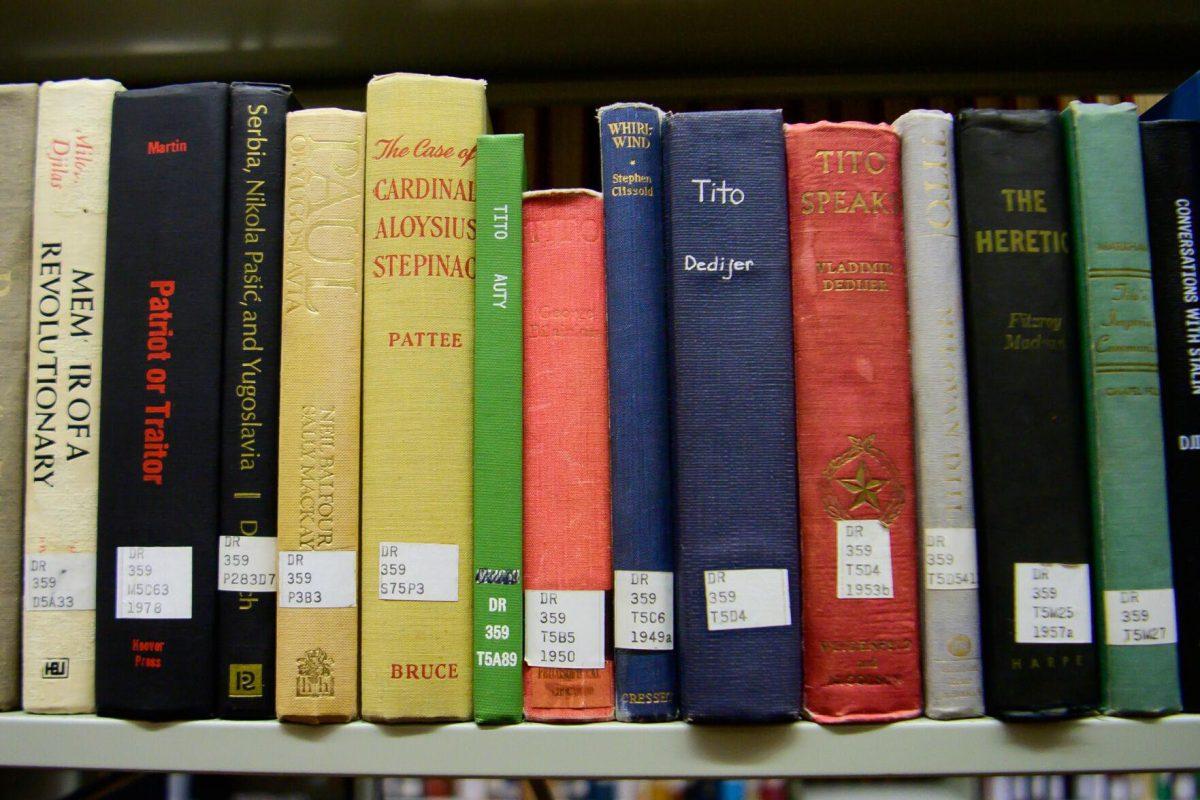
0, 712, 1197, 777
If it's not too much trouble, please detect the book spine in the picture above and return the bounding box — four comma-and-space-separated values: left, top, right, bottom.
23, 79, 121, 714
1063, 101, 1182, 715
275, 108, 364, 724
1141, 119, 1200, 712
0, 84, 36, 711
786, 121, 922, 723
666, 110, 801, 722
361, 73, 487, 721
216, 83, 290, 719
96, 82, 228, 720
956, 109, 1099, 718
522, 189, 613, 722
598, 103, 678, 722
893, 110, 984, 719
472, 133, 525, 724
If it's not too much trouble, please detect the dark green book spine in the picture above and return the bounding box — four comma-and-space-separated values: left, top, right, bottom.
1062, 101, 1182, 715
472, 134, 525, 722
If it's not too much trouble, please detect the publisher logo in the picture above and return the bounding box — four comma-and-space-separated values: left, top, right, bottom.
296, 648, 334, 697
229, 663, 263, 698
42, 658, 69, 679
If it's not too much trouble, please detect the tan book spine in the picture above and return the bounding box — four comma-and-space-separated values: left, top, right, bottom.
0, 83, 37, 710
361, 73, 487, 721
23, 79, 122, 713
275, 108, 365, 723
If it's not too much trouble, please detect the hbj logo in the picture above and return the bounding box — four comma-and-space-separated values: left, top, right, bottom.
42, 658, 69, 679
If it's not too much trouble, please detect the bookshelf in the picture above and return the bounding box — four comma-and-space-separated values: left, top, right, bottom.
0, 713, 1198, 777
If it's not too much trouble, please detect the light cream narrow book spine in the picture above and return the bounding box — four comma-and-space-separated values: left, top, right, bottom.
0, 83, 38, 710
23, 79, 122, 713
276, 108, 365, 723
361, 73, 488, 721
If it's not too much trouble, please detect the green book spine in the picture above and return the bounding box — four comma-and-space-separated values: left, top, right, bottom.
1062, 101, 1182, 715
472, 134, 525, 723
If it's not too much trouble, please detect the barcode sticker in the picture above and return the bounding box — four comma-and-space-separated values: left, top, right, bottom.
837, 520, 895, 599
278, 550, 357, 608
378, 542, 459, 601
614, 570, 674, 651
1104, 588, 1177, 646
115, 546, 192, 619
218, 536, 278, 592
24, 553, 96, 611
1014, 563, 1092, 644
524, 589, 605, 668
703, 568, 791, 631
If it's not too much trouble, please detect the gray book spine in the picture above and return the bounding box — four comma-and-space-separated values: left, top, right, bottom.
894, 109, 985, 718
0, 84, 37, 710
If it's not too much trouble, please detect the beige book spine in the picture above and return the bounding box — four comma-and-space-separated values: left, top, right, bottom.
275, 108, 365, 723
23, 79, 122, 714
0, 83, 37, 710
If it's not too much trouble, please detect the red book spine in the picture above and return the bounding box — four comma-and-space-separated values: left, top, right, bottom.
522, 190, 614, 721
785, 122, 922, 722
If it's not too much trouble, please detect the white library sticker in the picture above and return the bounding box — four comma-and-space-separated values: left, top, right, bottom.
218, 536, 278, 593
278, 550, 357, 608
614, 570, 674, 651
836, 519, 895, 599
1103, 588, 1178, 646
378, 542, 459, 602
924, 527, 979, 591
524, 589, 605, 669
24, 552, 96, 611
115, 546, 192, 620
1014, 563, 1092, 644
703, 568, 791, 631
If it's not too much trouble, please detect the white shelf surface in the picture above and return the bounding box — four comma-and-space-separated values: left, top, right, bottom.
1, 712, 1199, 777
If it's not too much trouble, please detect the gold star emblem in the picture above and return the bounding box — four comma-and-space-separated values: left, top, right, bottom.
838, 459, 887, 511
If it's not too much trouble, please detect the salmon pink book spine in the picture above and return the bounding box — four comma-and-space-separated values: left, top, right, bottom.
785, 122, 922, 723
522, 189, 614, 722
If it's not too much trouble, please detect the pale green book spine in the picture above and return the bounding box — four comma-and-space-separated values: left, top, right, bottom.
1062, 101, 1181, 715
472, 134, 525, 723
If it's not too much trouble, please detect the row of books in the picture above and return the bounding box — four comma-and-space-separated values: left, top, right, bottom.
1, 71, 1197, 725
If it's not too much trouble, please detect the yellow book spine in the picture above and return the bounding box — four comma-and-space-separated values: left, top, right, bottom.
275, 108, 364, 723
361, 73, 488, 720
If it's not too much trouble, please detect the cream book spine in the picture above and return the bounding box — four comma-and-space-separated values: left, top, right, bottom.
275, 108, 365, 723
23, 78, 122, 713
0, 83, 38, 710
361, 72, 488, 721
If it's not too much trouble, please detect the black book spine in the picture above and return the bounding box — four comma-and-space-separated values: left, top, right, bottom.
96, 83, 229, 720
216, 83, 290, 719
1141, 119, 1200, 712
956, 109, 1099, 718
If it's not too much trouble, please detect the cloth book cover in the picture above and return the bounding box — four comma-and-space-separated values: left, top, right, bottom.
785, 121, 922, 723
957, 109, 1099, 718
96, 82, 229, 720
522, 189, 614, 722
275, 108, 364, 724
217, 81, 292, 719
893, 109, 984, 719
598, 102, 678, 722
1063, 101, 1181, 716
665, 110, 801, 722
361, 73, 488, 721
472, 133, 525, 724
1140, 118, 1200, 711
0, 83, 36, 711
23, 79, 122, 714
1142, 71, 1200, 122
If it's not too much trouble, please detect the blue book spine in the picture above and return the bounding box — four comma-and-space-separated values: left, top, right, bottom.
665, 110, 801, 721
599, 103, 678, 722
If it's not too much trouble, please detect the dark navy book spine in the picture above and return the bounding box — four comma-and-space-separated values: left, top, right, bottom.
216, 83, 291, 719
96, 82, 229, 720
599, 103, 678, 722
664, 110, 801, 722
